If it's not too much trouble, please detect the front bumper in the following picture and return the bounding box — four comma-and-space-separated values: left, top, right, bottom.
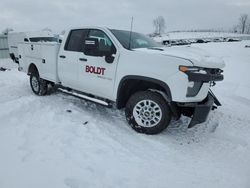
188, 93, 214, 128
176, 91, 220, 128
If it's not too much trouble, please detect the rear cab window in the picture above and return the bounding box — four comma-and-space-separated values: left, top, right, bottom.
65, 30, 88, 52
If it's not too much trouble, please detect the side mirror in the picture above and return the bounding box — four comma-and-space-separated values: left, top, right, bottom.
84, 38, 116, 63
84, 38, 101, 57
105, 54, 115, 64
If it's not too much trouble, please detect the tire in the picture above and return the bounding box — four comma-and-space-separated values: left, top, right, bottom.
125, 91, 172, 134
30, 71, 48, 96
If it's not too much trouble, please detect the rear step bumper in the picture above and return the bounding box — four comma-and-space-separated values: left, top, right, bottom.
188, 93, 216, 128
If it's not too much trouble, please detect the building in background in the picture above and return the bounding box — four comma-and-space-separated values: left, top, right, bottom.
0, 34, 9, 59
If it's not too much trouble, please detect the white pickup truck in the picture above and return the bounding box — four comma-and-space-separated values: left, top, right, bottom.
18, 26, 225, 134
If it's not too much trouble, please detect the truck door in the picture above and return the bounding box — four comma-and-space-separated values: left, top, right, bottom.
58, 29, 88, 88
77, 29, 119, 100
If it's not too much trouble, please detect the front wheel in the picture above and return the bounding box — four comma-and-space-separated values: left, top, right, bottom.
30, 71, 48, 96
125, 91, 172, 134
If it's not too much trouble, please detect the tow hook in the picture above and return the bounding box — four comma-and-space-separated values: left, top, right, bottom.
210, 81, 216, 87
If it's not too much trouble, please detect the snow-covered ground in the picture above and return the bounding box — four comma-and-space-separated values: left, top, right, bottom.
154, 31, 250, 42
0, 41, 250, 188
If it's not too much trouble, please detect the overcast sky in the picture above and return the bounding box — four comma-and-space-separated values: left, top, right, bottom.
1, 0, 250, 34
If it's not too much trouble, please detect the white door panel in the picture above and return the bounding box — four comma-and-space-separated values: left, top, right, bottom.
58, 51, 79, 88
58, 29, 88, 89
76, 29, 119, 99
77, 54, 118, 99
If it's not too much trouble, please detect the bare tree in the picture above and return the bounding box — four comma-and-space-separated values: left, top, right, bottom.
246, 22, 250, 34
238, 14, 249, 34
153, 16, 166, 35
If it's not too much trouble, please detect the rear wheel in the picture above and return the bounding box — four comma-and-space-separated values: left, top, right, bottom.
125, 91, 172, 134
30, 71, 48, 96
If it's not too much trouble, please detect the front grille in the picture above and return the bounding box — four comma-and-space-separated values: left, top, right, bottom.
205, 68, 223, 75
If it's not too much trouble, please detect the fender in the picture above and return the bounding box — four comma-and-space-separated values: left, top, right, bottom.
27, 63, 38, 75
116, 75, 172, 109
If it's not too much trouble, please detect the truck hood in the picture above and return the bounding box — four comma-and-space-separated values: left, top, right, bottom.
134, 46, 225, 69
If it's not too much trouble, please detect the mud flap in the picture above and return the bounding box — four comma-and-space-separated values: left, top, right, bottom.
188, 93, 215, 128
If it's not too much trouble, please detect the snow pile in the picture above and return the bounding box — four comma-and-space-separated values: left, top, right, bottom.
154, 31, 250, 43
0, 41, 250, 188
135, 46, 225, 68
0, 58, 17, 70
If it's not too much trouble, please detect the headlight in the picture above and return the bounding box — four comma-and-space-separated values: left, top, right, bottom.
179, 66, 201, 73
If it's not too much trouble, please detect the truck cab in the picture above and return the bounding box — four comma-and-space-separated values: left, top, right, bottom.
18, 26, 225, 135
57, 28, 119, 100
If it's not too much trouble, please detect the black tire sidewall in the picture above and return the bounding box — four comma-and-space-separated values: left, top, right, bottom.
125, 91, 172, 134
30, 72, 41, 95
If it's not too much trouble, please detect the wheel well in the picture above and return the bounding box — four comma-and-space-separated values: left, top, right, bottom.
116, 77, 172, 109
28, 63, 38, 75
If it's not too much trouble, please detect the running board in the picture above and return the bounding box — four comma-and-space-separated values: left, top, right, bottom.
58, 88, 111, 107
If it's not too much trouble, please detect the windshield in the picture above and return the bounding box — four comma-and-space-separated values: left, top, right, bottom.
110, 29, 162, 49
29, 37, 58, 42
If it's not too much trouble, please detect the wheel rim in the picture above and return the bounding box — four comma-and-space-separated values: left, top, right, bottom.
31, 76, 39, 92
132, 100, 162, 127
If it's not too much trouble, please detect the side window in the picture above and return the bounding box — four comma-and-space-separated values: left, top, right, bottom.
88, 30, 116, 54
65, 30, 88, 52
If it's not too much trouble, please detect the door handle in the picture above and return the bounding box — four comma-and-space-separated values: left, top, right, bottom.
79, 58, 87, 62
59, 55, 66, 59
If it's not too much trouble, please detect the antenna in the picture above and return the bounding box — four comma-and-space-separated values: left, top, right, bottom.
128, 16, 134, 50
